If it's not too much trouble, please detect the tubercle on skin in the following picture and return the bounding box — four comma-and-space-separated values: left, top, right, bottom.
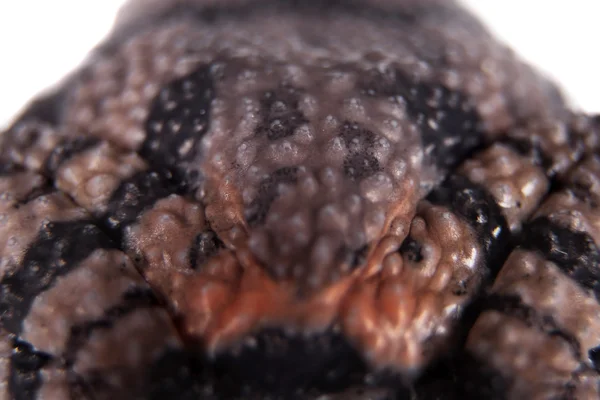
178, 187, 473, 373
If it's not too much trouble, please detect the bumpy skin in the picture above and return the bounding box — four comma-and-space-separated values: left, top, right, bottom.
1, 1, 599, 399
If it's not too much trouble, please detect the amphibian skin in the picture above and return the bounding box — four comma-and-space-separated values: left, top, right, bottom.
1, 1, 599, 398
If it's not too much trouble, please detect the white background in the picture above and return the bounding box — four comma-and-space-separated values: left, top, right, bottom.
0, 1, 598, 129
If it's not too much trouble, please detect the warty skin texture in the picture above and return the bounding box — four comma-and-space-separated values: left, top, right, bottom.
0, 1, 599, 399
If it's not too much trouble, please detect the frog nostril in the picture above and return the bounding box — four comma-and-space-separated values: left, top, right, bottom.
189, 230, 225, 270
347, 244, 369, 270
399, 237, 424, 263
343, 153, 382, 181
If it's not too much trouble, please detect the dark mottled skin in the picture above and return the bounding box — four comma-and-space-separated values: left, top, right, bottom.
1, 1, 599, 399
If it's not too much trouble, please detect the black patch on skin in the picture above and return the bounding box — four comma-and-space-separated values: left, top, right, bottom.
256, 87, 308, 141
360, 69, 485, 172
143, 350, 210, 400
192, 0, 454, 30
101, 170, 182, 243
427, 174, 510, 277
189, 230, 225, 270
521, 217, 600, 301
0, 221, 117, 335
143, 333, 376, 400
339, 122, 383, 181
202, 328, 372, 398
245, 166, 298, 226
8, 338, 54, 400
339, 122, 377, 152
43, 137, 100, 175
589, 346, 600, 372
447, 353, 509, 400
483, 294, 582, 361
406, 354, 508, 400
142, 64, 215, 187
344, 153, 381, 181
63, 287, 161, 368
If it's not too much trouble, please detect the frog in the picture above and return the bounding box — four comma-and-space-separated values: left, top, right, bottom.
1, 1, 599, 399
